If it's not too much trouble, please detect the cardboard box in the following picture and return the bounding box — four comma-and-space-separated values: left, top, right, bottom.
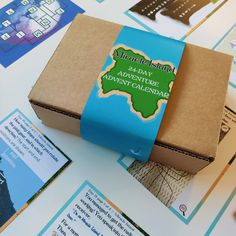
28, 15, 232, 173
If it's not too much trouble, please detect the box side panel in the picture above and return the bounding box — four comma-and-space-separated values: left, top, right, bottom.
30, 103, 210, 173
31, 104, 81, 136
150, 143, 211, 174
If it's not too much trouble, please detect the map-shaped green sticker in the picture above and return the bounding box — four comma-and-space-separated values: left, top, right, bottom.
98, 45, 176, 120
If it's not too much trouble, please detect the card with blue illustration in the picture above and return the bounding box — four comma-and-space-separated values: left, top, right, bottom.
0, 0, 84, 67
0, 110, 71, 232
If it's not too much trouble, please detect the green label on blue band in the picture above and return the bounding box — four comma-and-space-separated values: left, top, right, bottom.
81, 26, 185, 162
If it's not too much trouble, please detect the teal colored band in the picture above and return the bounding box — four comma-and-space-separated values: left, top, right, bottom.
81, 26, 185, 162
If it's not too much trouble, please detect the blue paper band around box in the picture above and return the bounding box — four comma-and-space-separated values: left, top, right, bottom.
80, 26, 185, 162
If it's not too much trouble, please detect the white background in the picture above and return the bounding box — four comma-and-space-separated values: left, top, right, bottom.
1, 0, 236, 235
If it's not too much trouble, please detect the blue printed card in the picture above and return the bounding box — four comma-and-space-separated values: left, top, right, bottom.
0, 0, 84, 67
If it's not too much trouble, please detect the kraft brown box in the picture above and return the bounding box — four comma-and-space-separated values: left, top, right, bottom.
28, 15, 232, 173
